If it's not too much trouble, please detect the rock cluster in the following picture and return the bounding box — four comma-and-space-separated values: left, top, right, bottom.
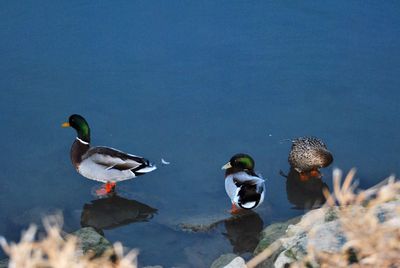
212, 197, 400, 268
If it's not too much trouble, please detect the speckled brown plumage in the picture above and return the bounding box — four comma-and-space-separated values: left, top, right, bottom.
288, 136, 333, 173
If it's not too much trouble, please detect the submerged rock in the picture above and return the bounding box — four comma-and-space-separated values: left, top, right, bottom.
178, 210, 257, 233
0, 258, 8, 268
210, 253, 239, 268
71, 227, 113, 257
178, 214, 223, 232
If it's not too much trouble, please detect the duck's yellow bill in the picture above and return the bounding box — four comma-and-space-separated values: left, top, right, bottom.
61, 122, 70, 128
221, 162, 232, 170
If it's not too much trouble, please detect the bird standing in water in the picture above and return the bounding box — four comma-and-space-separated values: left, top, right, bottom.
62, 114, 156, 195
222, 154, 265, 214
288, 136, 333, 181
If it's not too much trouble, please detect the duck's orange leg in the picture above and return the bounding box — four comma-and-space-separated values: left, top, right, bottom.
310, 169, 321, 178
105, 182, 116, 193
299, 172, 310, 181
230, 203, 241, 214
96, 182, 116, 196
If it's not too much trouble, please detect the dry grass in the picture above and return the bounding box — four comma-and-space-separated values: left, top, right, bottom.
248, 168, 400, 268
0, 215, 138, 268
297, 169, 400, 268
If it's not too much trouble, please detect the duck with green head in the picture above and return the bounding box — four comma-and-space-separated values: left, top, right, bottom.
222, 154, 265, 214
62, 114, 156, 195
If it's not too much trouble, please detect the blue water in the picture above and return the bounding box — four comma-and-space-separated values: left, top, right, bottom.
1, 1, 400, 267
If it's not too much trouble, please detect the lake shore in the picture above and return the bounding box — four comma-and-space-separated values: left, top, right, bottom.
213, 170, 400, 268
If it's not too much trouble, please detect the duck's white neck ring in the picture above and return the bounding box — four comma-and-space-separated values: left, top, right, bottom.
76, 137, 89, 145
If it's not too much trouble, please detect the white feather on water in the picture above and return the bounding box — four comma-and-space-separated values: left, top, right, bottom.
161, 158, 170, 165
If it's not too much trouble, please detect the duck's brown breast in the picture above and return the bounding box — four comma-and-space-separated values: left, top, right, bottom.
70, 139, 90, 169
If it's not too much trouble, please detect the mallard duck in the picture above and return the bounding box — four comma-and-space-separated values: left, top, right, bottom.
222, 154, 265, 214
288, 136, 333, 180
62, 114, 156, 195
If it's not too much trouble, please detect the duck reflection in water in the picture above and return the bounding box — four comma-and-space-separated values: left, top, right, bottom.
281, 168, 329, 210
223, 211, 264, 254
81, 194, 157, 231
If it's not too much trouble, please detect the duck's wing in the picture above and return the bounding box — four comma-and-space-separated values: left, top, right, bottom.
83, 146, 154, 173
231, 172, 264, 186
225, 174, 239, 201
225, 172, 265, 204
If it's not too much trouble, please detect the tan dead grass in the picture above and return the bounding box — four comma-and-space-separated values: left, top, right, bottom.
0, 215, 138, 268
248, 168, 400, 268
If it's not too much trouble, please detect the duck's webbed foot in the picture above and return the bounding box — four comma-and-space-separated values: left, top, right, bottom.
299, 172, 310, 181
309, 169, 322, 178
299, 169, 322, 181
230, 203, 241, 215
95, 182, 116, 196
105, 182, 116, 193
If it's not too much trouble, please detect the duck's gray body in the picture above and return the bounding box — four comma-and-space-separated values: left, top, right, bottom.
225, 171, 265, 210
288, 137, 333, 173
71, 138, 156, 183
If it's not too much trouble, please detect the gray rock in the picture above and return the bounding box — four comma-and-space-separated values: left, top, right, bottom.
224, 257, 246, 268
308, 220, 346, 252
210, 253, 238, 268
274, 250, 295, 268
374, 200, 400, 223
253, 216, 301, 268
270, 181, 400, 267
274, 208, 346, 268
71, 227, 113, 257
324, 207, 339, 222
254, 216, 301, 255
275, 232, 308, 267
0, 258, 8, 268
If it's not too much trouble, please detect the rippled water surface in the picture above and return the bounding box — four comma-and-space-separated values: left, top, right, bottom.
1, 1, 400, 267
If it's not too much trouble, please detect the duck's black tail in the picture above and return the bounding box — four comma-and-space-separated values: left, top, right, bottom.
237, 183, 262, 209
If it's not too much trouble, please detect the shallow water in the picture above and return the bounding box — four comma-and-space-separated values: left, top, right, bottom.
1, 1, 400, 267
